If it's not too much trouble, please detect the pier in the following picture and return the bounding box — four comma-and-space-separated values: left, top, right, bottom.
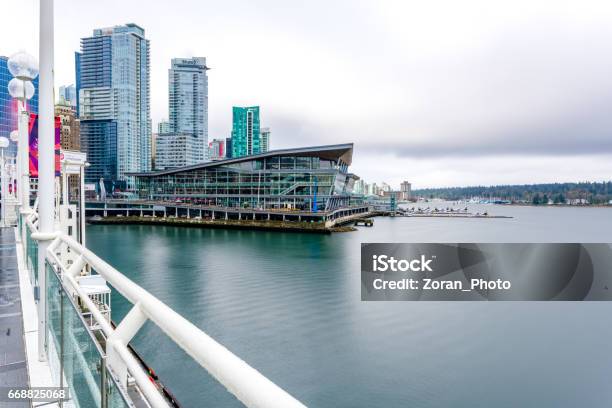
354, 218, 374, 227
85, 199, 374, 232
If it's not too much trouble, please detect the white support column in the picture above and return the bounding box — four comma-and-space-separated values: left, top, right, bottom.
19, 104, 29, 211
0, 149, 5, 228
18, 103, 30, 248
61, 168, 68, 205
36, 0, 55, 362
15, 130, 21, 210
79, 165, 86, 245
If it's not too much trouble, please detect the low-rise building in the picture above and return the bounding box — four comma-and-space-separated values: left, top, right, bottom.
55, 101, 81, 197
208, 139, 226, 161
155, 133, 199, 170
132, 143, 361, 211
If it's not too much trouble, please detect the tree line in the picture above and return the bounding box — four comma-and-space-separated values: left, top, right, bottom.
412, 182, 612, 205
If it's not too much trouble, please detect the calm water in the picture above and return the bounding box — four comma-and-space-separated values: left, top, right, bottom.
87, 204, 612, 407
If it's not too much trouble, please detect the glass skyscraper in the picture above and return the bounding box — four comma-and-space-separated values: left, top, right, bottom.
260, 127, 270, 153
168, 57, 209, 163
58, 84, 77, 108
0, 56, 39, 156
231, 106, 261, 158
77, 23, 151, 190
74, 52, 81, 116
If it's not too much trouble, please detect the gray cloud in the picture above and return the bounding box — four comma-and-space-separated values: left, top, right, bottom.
5, 0, 612, 186
359, 99, 612, 158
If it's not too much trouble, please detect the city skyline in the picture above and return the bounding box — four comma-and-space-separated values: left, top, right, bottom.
3, 0, 612, 189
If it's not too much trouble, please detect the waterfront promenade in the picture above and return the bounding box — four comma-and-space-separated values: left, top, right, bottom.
0, 228, 28, 408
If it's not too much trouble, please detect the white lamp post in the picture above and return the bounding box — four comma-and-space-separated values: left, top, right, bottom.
8, 52, 38, 278
35, 0, 55, 362
0, 137, 9, 227
7, 51, 38, 215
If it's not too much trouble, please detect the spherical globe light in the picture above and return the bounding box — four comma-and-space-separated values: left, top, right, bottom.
7, 78, 34, 100
24, 81, 35, 99
7, 78, 24, 99
10, 130, 19, 142
7, 51, 39, 81
0, 137, 9, 149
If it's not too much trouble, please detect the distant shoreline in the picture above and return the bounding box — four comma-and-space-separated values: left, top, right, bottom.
410, 201, 612, 208
505, 203, 612, 208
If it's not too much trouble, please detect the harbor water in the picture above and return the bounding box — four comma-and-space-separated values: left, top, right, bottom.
87, 204, 612, 407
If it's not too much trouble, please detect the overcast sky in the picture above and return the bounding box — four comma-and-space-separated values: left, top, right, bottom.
2, 0, 612, 189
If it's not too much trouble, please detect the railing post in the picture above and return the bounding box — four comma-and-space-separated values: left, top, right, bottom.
79, 164, 86, 245
37, 0, 55, 363
107, 303, 148, 390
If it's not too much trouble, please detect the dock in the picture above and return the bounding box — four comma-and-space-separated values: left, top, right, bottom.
354, 218, 374, 227
394, 207, 513, 219
403, 214, 512, 218
89, 215, 336, 233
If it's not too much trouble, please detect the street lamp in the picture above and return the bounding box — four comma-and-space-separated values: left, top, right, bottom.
9, 130, 19, 206
7, 51, 38, 214
8, 79, 35, 101
0, 137, 9, 227
7, 51, 39, 81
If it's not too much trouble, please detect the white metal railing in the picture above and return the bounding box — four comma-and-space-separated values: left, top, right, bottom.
40, 230, 305, 408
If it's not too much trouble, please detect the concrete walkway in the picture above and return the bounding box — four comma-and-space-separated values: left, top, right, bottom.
0, 227, 29, 407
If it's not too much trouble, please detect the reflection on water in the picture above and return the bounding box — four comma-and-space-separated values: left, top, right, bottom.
87, 205, 612, 407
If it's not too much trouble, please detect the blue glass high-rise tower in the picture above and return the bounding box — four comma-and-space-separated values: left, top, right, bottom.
0, 56, 39, 156
77, 23, 151, 190
74, 52, 81, 116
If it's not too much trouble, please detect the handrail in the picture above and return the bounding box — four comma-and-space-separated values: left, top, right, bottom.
46, 233, 306, 408
279, 182, 309, 195
25, 215, 37, 233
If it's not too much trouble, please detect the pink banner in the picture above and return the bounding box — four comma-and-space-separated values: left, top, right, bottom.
28, 113, 61, 177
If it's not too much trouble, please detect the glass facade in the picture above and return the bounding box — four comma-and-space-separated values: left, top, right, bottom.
81, 120, 118, 184
58, 84, 77, 108
78, 24, 151, 190
260, 127, 270, 153
231, 106, 260, 158
133, 144, 359, 211
74, 52, 81, 116
168, 57, 208, 162
0, 56, 39, 156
